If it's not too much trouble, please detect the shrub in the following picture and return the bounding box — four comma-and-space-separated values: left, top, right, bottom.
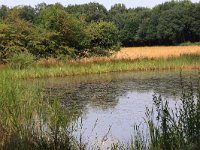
85, 21, 121, 56
179, 41, 200, 46
7, 52, 36, 69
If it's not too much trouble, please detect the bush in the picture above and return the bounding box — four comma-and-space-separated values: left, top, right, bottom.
7, 52, 36, 69
85, 21, 121, 56
179, 41, 200, 46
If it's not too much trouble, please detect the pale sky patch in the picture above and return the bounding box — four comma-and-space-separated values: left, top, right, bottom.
1, 0, 200, 9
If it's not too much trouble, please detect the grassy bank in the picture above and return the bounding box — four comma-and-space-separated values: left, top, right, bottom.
1, 54, 200, 79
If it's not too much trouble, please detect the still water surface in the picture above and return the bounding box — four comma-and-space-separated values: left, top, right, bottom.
38, 70, 199, 148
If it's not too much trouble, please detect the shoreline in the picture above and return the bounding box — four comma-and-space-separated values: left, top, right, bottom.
1, 54, 200, 79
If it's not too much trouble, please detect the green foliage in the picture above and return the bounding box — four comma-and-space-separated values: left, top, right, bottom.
1, 1, 200, 62
157, 3, 194, 45
85, 21, 120, 56
108, 1, 200, 46
190, 2, 200, 40
28, 27, 76, 58
0, 5, 8, 20
66, 2, 108, 22
0, 73, 80, 149
36, 5, 86, 56
19, 5, 36, 22
179, 41, 200, 46
7, 52, 36, 69
0, 19, 33, 62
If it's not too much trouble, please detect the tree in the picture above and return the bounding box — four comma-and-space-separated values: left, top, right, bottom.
109, 5, 152, 46
117, 12, 138, 46
109, 4, 128, 29
85, 21, 120, 56
28, 28, 76, 58
66, 2, 108, 22
36, 5, 87, 57
20, 6, 36, 22
0, 5, 9, 20
0, 8, 34, 61
109, 3, 127, 16
190, 2, 200, 41
135, 8, 159, 46
157, 1, 194, 45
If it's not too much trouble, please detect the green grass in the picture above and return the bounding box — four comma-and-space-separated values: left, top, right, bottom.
1, 54, 200, 79
0, 72, 81, 149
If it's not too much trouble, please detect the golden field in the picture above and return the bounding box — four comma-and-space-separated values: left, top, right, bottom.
65, 46, 200, 64
113, 46, 200, 60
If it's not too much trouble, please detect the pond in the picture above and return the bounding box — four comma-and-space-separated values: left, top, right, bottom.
35, 70, 199, 149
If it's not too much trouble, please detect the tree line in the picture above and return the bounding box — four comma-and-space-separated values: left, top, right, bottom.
0, 0, 200, 62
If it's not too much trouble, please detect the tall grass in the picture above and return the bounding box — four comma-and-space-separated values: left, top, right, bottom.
130, 73, 200, 150
0, 72, 82, 149
1, 54, 200, 79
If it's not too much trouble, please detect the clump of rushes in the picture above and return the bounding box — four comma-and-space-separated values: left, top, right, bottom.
0, 72, 83, 149
6, 52, 36, 70
132, 73, 200, 150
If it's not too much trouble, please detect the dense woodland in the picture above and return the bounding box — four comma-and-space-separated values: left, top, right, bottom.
0, 0, 200, 62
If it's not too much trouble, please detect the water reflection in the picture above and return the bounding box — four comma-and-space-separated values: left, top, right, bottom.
43, 70, 198, 109
34, 70, 199, 148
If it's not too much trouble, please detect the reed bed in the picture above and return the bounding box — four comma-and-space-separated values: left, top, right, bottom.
1, 54, 200, 79
0, 73, 82, 149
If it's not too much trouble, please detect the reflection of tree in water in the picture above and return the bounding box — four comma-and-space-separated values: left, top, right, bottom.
43, 71, 198, 117
133, 73, 198, 98
45, 81, 122, 113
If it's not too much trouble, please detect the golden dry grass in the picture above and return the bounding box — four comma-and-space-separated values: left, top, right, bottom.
37, 58, 64, 66
36, 46, 200, 65
113, 46, 200, 60
69, 46, 200, 64
0, 64, 8, 68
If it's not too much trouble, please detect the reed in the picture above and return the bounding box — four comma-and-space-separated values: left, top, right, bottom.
128, 73, 200, 150
0, 72, 82, 149
1, 54, 200, 79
